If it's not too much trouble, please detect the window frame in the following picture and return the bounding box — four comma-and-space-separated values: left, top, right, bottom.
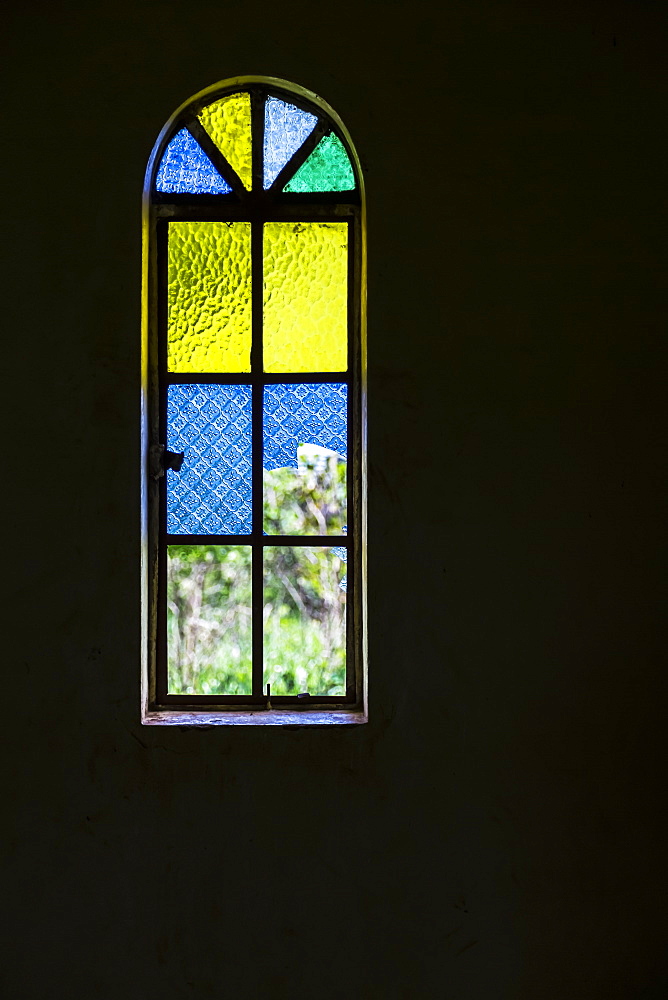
141, 76, 367, 726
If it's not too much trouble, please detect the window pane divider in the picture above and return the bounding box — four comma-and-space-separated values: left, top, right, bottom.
166, 535, 349, 545
164, 372, 348, 385
250, 105, 264, 693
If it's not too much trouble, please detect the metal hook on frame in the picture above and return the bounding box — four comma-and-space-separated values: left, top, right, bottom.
150, 443, 185, 481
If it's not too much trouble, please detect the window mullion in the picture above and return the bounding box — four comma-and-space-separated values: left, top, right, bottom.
251, 213, 264, 698
249, 89, 266, 700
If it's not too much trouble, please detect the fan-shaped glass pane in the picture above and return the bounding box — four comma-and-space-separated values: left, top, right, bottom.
263, 97, 318, 189
284, 134, 355, 193
199, 93, 253, 190
155, 128, 232, 194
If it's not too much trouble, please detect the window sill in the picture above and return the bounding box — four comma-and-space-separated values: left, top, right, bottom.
142, 708, 367, 727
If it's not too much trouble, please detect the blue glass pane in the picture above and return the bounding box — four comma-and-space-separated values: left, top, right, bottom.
167, 384, 252, 534
156, 128, 232, 195
263, 383, 347, 470
331, 544, 348, 592
263, 97, 318, 190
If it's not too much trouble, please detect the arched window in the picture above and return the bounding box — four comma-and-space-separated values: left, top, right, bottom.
141, 77, 366, 725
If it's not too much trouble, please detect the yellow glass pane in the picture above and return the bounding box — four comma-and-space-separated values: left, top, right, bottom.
198, 93, 252, 190
167, 221, 251, 373
263, 222, 348, 373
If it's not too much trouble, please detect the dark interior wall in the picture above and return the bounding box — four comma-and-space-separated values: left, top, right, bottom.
3, 1, 667, 997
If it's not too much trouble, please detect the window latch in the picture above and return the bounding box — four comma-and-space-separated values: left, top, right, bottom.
149, 443, 185, 480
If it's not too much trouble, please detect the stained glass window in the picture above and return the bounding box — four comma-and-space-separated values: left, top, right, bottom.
144, 78, 365, 723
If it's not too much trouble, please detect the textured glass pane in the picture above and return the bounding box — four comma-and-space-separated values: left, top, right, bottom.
155, 128, 232, 194
168, 221, 251, 374
199, 93, 252, 190
263, 223, 348, 373
167, 384, 252, 535
263, 97, 318, 190
168, 545, 252, 694
283, 134, 355, 193
263, 383, 347, 468
264, 547, 346, 696
263, 382, 347, 535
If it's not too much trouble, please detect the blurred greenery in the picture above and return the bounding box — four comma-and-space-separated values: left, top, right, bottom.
263, 546, 346, 696
167, 449, 347, 697
263, 445, 346, 534
167, 545, 252, 694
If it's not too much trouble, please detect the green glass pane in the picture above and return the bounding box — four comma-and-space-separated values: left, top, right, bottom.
199, 93, 252, 190
264, 546, 346, 696
167, 221, 251, 373
263, 222, 348, 373
167, 545, 252, 695
283, 134, 355, 193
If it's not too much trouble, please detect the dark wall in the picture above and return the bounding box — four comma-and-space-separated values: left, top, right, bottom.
3, 1, 667, 997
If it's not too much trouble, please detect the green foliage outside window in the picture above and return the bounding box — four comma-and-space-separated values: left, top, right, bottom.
168, 450, 347, 696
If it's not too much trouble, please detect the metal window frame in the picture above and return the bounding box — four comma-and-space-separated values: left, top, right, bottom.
141, 77, 367, 726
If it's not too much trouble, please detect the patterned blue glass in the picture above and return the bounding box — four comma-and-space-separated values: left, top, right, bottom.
263, 383, 347, 470
156, 128, 232, 195
263, 98, 318, 190
167, 384, 252, 534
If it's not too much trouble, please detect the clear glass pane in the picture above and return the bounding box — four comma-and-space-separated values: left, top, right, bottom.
167, 384, 252, 535
199, 92, 252, 190
168, 545, 252, 694
264, 546, 346, 696
155, 128, 232, 194
263, 97, 318, 189
263, 383, 347, 534
263, 222, 348, 373
283, 134, 355, 193
264, 450, 346, 536
167, 221, 252, 374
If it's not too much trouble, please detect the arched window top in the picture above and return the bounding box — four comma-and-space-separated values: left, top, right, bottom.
145, 77, 364, 203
